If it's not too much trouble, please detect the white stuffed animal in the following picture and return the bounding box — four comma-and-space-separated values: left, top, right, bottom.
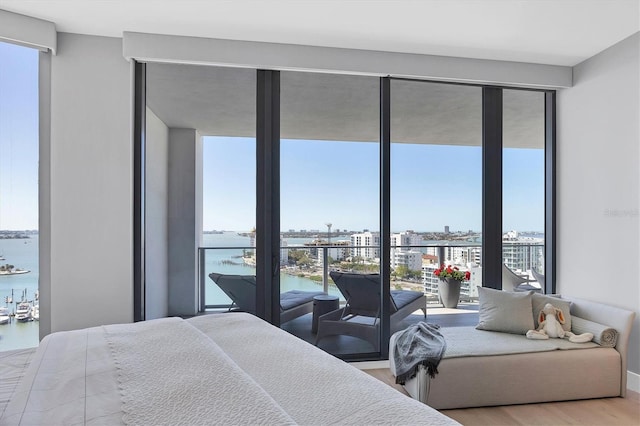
526, 303, 593, 343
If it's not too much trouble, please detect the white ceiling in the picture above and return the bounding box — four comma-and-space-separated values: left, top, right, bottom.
1, 0, 638, 66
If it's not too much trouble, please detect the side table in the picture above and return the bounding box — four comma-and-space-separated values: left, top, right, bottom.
311, 294, 340, 334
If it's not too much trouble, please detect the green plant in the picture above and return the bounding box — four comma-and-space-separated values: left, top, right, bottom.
434, 264, 470, 281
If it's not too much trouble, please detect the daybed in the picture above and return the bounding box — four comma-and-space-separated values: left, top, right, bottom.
390, 291, 636, 409
1, 312, 459, 425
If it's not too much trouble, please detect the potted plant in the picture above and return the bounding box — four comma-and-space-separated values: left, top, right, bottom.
434, 265, 471, 308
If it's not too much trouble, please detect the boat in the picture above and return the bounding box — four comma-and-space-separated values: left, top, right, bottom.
0, 307, 10, 325
15, 302, 32, 322
31, 303, 39, 321
0, 268, 31, 276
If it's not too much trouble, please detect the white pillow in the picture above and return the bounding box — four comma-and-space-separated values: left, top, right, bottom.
476, 287, 535, 335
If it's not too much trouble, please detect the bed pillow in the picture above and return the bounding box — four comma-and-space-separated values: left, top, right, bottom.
532, 294, 571, 332
476, 287, 535, 335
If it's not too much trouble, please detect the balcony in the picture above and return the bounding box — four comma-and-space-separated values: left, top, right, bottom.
198, 241, 544, 355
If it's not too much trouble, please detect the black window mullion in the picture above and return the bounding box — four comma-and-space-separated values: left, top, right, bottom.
379, 77, 391, 358
482, 87, 503, 289
256, 70, 281, 326
133, 60, 146, 322
544, 91, 556, 295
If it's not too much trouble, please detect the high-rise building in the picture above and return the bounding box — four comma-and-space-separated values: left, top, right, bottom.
502, 231, 544, 273
317, 240, 350, 264
350, 232, 380, 260
390, 231, 423, 250
391, 250, 422, 271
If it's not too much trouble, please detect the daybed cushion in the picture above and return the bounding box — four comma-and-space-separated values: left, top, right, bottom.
476, 287, 534, 334
532, 293, 572, 331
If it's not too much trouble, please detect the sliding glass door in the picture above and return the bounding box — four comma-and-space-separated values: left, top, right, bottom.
390, 80, 483, 307
144, 63, 257, 318
279, 71, 381, 357
502, 89, 546, 290
135, 63, 555, 360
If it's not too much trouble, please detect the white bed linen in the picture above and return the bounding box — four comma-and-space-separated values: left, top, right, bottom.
1, 327, 122, 426
187, 313, 458, 425
2, 314, 459, 426
0, 349, 36, 419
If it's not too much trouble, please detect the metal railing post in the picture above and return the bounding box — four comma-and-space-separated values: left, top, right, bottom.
322, 247, 329, 293
199, 248, 206, 312
437, 246, 445, 266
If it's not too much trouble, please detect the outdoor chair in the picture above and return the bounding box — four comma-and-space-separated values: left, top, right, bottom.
502, 264, 542, 293
208, 272, 325, 324
315, 271, 427, 351
531, 268, 545, 289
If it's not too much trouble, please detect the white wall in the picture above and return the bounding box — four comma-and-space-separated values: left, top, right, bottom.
145, 107, 169, 319
168, 128, 202, 316
558, 33, 639, 376
48, 33, 132, 331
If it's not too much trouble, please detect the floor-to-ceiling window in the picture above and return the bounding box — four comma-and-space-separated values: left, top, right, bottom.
136, 64, 555, 360
503, 89, 546, 289
390, 80, 483, 306
0, 41, 39, 350
279, 71, 380, 356
144, 63, 256, 318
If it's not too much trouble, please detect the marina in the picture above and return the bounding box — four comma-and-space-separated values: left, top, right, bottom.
0, 235, 39, 350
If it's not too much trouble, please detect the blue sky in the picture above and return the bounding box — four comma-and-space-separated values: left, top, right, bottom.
0, 41, 544, 234
0, 42, 39, 230
203, 136, 545, 233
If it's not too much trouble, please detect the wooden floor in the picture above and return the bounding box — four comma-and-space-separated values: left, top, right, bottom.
364, 368, 640, 425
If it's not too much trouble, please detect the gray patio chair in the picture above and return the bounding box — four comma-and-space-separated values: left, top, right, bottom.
315, 271, 426, 351
208, 272, 325, 324
502, 264, 542, 293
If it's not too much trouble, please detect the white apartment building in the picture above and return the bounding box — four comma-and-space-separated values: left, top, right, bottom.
391, 250, 423, 271
391, 231, 423, 249
390, 231, 423, 271
317, 240, 350, 264
350, 232, 380, 260
503, 231, 544, 273
503, 241, 544, 274
422, 263, 482, 301
280, 238, 288, 265
425, 246, 481, 266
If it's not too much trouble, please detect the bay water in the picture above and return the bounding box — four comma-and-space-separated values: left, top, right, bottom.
0, 232, 332, 351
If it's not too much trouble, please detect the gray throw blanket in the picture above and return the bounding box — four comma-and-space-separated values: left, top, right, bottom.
393, 322, 447, 384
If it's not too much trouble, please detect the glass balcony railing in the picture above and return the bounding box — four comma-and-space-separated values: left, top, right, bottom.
198, 242, 545, 311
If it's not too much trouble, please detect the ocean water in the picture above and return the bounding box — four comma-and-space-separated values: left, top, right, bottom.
202, 232, 341, 306
0, 232, 334, 351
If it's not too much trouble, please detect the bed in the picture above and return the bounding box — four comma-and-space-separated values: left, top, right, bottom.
1, 313, 458, 425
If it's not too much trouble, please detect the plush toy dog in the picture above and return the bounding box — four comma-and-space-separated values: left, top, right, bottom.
526, 303, 593, 343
